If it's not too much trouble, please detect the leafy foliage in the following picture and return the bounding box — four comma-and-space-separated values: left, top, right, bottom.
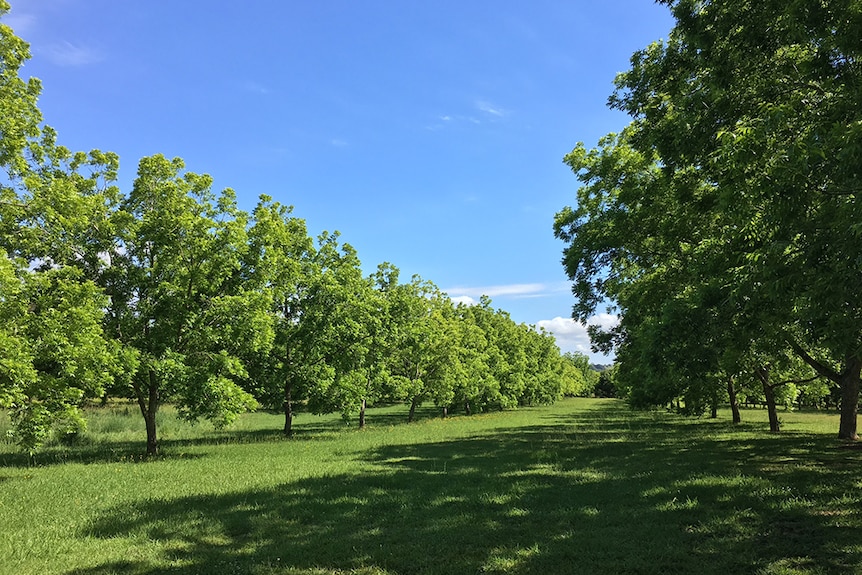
0, 10, 583, 453
0, 256, 119, 452
555, 0, 861, 436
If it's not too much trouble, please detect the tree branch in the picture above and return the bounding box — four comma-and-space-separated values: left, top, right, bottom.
788, 340, 840, 383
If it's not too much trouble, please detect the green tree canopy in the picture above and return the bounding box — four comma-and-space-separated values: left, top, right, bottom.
555, 0, 861, 437
106, 155, 268, 454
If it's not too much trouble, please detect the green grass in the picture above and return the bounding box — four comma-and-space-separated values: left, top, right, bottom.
1, 399, 860, 575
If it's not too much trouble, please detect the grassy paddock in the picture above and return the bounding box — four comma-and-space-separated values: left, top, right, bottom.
0, 399, 860, 575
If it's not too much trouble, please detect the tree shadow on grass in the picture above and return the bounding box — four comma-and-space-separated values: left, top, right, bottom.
0, 406, 471, 468
68, 403, 861, 575
357, 404, 453, 426
0, 414, 352, 468
0, 441, 151, 467
0, 427, 317, 468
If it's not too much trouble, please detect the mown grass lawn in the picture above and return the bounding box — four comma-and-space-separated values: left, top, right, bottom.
1, 399, 860, 575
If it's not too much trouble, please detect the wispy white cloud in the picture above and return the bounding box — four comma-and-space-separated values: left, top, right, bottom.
330, 138, 349, 147
475, 100, 508, 117
426, 101, 510, 131
444, 282, 552, 300
536, 315, 619, 360
242, 81, 270, 95
2, 12, 37, 35
425, 114, 456, 131
1, 11, 100, 67
43, 41, 102, 66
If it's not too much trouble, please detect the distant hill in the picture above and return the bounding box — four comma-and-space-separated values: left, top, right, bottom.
590, 364, 612, 372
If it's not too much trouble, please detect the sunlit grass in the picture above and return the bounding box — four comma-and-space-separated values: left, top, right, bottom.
0, 399, 859, 574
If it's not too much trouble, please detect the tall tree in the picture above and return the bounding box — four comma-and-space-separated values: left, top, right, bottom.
450, 302, 493, 416
386, 275, 456, 422
556, 0, 862, 438
261, 230, 380, 430
457, 298, 506, 412
519, 325, 569, 405
622, 0, 862, 439
560, 352, 594, 397
0, 5, 125, 451
314, 243, 383, 429
0, 256, 121, 453
105, 155, 267, 454
242, 196, 315, 436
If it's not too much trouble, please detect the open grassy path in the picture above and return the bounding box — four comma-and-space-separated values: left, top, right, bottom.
1, 399, 860, 574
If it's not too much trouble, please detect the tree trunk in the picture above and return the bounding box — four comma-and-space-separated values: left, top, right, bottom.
727, 376, 741, 425
283, 380, 293, 437
763, 385, 780, 433
408, 397, 418, 423
144, 409, 158, 455
789, 341, 860, 440
757, 367, 780, 433
464, 400, 471, 416
359, 398, 366, 429
838, 357, 861, 441
441, 405, 448, 418
135, 369, 160, 456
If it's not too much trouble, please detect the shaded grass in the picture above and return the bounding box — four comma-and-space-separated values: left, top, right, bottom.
1, 400, 860, 574
0, 403, 368, 466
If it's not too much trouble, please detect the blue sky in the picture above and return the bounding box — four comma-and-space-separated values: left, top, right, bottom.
3, 1, 674, 363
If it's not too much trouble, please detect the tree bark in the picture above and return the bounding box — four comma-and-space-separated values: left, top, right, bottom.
144, 410, 158, 455
283, 380, 293, 437
134, 369, 160, 456
408, 396, 418, 423
359, 398, 366, 429
790, 341, 860, 440
441, 406, 448, 418
464, 400, 471, 416
757, 367, 780, 433
838, 357, 861, 440
727, 376, 741, 424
